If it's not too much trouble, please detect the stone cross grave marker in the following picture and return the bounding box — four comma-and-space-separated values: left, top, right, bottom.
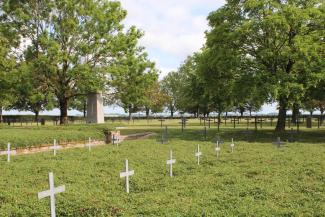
158, 119, 165, 128
179, 117, 188, 133
259, 118, 266, 129
85, 137, 92, 151
231, 117, 237, 128
200, 126, 207, 141
273, 137, 285, 148
158, 126, 168, 144
119, 159, 134, 193
288, 128, 297, 143
206, 118, 213, 129
244, 117, 250, 130
214, 134, 224, 145
112, 134, 120, 146
38, 172, 65, 217
230, 138, 235, 153
0, 143, 16, 163
215, 141, 221, 158
179, 120, 184, 133
50, 139, 61, 156
195, 144, 202, 165
167, 150, 176, 177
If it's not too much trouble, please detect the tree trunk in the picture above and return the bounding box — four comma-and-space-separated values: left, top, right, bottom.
128, 105, 133, 121
34, 110, 39, 122
59, 98, 69, 125
275, 97, 287, 132
145, 107, 150, 119
321, 109, 324, 125
83, 100, 87, 118
196, 106, 199, 118
0, 106, 3, 123
291, 103, 299, 124
170, 104, 174, 118
217, 112, 221, 132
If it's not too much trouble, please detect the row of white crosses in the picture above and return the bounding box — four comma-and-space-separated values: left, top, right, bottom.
36, 139, 235, 216
120, 139, 236, 193
1, 136, 116, 163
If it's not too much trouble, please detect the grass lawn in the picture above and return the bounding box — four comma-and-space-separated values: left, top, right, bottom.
1, 118, 324, 149
0, 120, 324, 216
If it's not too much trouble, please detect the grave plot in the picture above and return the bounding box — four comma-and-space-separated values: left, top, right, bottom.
0, 136, 324, 216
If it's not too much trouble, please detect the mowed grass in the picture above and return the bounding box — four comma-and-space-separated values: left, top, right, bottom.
0, 131, 324, 216
0, 123, 126, 149
1, 118, 324, 149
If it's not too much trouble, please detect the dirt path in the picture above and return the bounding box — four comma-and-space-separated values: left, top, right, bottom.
12, 132, 156, 156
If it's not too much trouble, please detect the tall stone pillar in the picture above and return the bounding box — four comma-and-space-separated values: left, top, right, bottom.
86, 92, 105, 124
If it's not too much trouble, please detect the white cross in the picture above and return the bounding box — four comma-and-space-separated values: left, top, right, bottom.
230, 138, 235, 153
85, 137, 92, 151
166, 150, 176, 177
50, 139, 61, 156
38, 172, 65, 217
0, 143, 16, 162
273, 137, 285, 147
119, 159, 134, 193
112, 134, 120, 146
195, 144, 202, 165
215, 141, 221, 158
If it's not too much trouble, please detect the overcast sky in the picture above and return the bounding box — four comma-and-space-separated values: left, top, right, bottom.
120, 0, 226, 78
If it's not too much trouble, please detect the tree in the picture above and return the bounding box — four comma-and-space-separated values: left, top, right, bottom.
196, 48, 235, 131
161, 71, 182, 118
143, 81, 169, 118
111, 29, 158, 120
70, 95, 88, 118
232, 71, 268, 117
177, 54, 211, 117
206, 0, 324, 131
0, 24, 17, 123
11, 61, 54, 121
2, 0, 142, 124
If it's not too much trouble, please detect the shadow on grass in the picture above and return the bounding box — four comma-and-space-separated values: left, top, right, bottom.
134, 126, 325, 144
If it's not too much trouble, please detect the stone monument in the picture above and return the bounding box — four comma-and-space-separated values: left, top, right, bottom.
86, 92, 105, 124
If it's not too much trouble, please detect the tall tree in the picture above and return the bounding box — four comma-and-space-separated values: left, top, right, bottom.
196, 48, 235, 130
111, 29, 158, 120
143, 81, 169, 118
161, 71, 182, 117
2, 0, 142, 124
0, 23, 17, 123
207, 0, 324, 131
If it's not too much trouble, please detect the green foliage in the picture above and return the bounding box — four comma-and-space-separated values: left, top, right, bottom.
161, 71, 181, 117
111, 30, 159, 118
1, 0, 154, 124
205, 0, 324, 131
0, 28, 17, 122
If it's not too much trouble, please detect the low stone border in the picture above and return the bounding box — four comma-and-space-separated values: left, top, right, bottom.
12, 132, 156, 156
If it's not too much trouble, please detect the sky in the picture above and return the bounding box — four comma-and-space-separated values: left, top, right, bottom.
4, 0, 279, 116
119, 0, 226, 78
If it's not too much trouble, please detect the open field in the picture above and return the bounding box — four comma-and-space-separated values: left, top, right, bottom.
0, 120, 325, 216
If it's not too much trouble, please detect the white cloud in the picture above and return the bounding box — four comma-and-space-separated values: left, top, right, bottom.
120, 0, 226, 75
